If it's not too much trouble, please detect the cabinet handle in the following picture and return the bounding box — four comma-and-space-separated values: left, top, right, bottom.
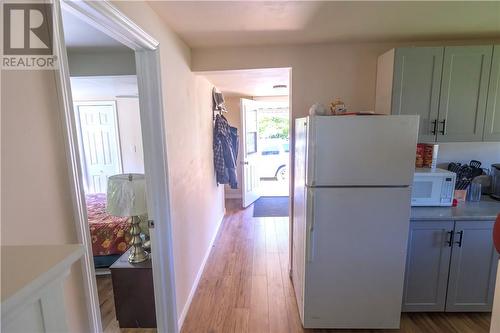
431, 119, 438, 135
439, 119, 446, 135
454, 230, 464, 247
446, 230, 454, 247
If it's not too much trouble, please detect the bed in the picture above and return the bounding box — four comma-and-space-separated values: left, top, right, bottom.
85, 193, 130, 267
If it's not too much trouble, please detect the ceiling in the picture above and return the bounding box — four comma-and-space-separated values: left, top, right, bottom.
148, 1, 500, 48
198, 68, 290, 97
62, 8, 129, 50
70, 76, 138, 100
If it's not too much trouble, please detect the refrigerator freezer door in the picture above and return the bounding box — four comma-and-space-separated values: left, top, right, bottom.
306, 115, 419, 187
303, 186, 411, 329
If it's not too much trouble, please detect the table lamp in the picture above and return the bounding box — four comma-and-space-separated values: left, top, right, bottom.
107, 173, 149, 263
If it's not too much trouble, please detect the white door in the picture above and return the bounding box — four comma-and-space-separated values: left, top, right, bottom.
75, 102, 122, 193
240, 98, 261, 207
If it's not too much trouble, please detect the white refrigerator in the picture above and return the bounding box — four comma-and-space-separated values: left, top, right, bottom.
292, 115, 419, 329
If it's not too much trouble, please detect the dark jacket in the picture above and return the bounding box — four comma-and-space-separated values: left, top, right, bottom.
213, 114, 238, 189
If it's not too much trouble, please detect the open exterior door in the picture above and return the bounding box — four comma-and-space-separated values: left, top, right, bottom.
241, 98, 262, 207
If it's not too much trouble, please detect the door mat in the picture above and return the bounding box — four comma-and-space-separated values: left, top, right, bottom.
253, 196, 289, 217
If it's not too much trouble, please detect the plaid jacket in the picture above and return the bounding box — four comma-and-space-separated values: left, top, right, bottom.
213, 114, 238, 188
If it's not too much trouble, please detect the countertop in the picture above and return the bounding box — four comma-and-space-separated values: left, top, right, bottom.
1, 244, 83, 304
410, 196, 500, 221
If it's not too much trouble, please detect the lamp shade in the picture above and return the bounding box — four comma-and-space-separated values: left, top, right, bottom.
106, 173, 147, 217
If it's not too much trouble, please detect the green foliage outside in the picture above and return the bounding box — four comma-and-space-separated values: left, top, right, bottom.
258, 116, 289, 140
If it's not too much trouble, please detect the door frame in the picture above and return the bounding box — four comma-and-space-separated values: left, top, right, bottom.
74, 100, 123, 193
53, 1, 178, 332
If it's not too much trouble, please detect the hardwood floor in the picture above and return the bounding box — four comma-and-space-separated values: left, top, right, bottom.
95, 199, 492, 333
180, 199, 492, 333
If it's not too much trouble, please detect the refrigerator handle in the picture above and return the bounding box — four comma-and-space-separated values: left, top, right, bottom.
307, 190, 315, 262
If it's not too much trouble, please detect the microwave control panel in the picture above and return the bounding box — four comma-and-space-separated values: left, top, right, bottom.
440, 176, 455, 203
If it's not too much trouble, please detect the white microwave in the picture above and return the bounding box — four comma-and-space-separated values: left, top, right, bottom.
411, 168, 456, 206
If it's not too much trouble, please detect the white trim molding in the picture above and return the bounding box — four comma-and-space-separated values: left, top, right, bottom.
61, 1, 158, 51
53, 2, 102, 332
135, 49, 179, 333
1, 245, 84, 333
55, 1, 178, 332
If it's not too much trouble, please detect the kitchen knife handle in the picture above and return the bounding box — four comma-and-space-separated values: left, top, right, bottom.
446, 230, 454, 247
431, 119, 438, 135
439, 119, 446, 135
455, 230, 464, 247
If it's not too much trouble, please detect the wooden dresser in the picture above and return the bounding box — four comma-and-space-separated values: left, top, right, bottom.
110, 250, 156, 328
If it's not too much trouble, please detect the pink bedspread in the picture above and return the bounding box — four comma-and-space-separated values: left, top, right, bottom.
86, 193, 130, 256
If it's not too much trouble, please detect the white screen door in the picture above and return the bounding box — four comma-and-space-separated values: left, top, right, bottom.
75, 101, 122, 193
240, 98, 261, 207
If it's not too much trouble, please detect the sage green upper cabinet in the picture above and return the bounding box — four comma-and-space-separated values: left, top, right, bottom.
484, 45, 500, 141
376, 45, 497, 142
437, 46, 493, 142
392, 47, 444, 142
375, 47, 444, 142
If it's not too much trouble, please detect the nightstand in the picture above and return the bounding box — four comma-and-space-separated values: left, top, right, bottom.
110, 250, 156, 328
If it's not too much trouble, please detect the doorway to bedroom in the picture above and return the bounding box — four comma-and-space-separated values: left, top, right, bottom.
62, 7, 156, 332
71, 76, 147, 270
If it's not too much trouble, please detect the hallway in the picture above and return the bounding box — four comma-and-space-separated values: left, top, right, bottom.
180, 200, 491, 333
181, 199, 295, 332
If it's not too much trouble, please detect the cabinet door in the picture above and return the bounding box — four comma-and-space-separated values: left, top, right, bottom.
392, 47, 443, 142
484, 45, 500, 141
437, 46, 493, 142
446, 220, 499, 312
402, 220, 454, 312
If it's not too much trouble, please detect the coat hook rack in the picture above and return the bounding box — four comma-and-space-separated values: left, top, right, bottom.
212, 87, 228, 120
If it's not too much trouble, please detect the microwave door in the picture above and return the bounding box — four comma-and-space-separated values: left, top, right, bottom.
411, 177, 444, 206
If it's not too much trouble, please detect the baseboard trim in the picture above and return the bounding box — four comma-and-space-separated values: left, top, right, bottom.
177, 213, 224, 329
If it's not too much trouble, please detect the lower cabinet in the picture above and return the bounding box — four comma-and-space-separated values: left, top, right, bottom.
403, 220, 453, 311
446, 221, 499, 311
403, 220, 498, 312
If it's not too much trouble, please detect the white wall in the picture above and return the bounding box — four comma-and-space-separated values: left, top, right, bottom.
193, 42, 391, 116
116, 97, 145, 173
3, 3, 225, 332
193, 40, 500, 195
436, 142, 500, 171
73, 97, 145, 175
193, 39, 500, 120
1, 71, 89, 333
69, 76, 143, 173
112, 1, 225, 326
67, 49, 136, 76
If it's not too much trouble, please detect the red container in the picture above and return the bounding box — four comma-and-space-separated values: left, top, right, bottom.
493, 214, 500, 254
416, 144, 425, 168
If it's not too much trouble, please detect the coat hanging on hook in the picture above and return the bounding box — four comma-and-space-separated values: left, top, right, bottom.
212, 86, 238, 189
